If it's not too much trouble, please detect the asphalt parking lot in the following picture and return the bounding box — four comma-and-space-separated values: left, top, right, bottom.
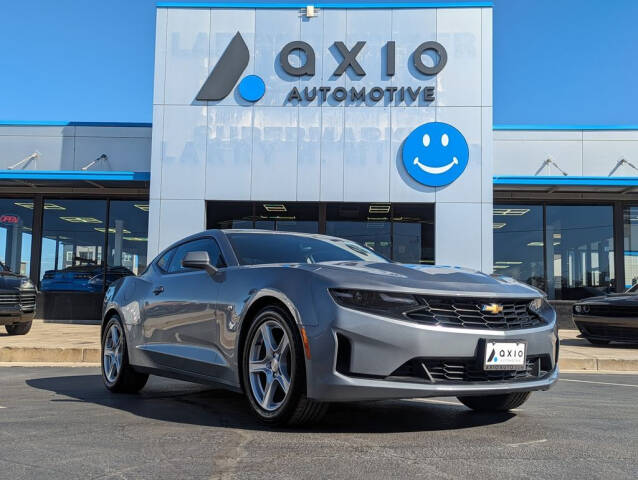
0, 368, 637, 479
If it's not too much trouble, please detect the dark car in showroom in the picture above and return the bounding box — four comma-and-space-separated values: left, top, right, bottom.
0, 260, 37, 335
41, 265, 134, 292
573, 284, 638, 345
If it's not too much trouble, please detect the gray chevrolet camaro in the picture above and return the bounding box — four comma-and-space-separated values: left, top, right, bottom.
101, 229, 559, 425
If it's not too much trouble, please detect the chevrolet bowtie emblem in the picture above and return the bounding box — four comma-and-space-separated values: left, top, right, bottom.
482, 303, 504, 315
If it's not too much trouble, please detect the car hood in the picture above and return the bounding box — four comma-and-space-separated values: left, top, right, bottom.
0, 272, 26, 290
578, 293, 638, 306
296, 261, 542, 298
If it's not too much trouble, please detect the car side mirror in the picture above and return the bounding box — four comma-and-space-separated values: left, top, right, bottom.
182, 251, 217, 276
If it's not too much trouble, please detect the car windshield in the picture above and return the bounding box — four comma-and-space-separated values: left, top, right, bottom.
227, 232, 389, 265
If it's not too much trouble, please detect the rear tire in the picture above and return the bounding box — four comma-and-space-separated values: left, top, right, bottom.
585, 337, 610, 346
242, 305, 327, 426
458, 392, 531, 412
5, 321, 32, 335
101, 315, 148, 393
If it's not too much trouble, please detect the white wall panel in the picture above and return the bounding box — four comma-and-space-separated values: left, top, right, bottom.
494, 140, 582, 176
481, 107, 493, 202
583, 141, 638, 176
161, 105, 207, 199
297, 107, 321, 200
158, 199, 206, 252
436, 9, 482, 107
206, 107, 253, 199
150, 106, 164, 199
251, 107, 298, 200
153, 7, 168, 105
343, 107, 391, 201
435, 202, 482, 270
320, 108, 345, 201
164, 8, 210, 105
74, 137, 151, 172
0, 136, 74, 170
481, 8, 492, 107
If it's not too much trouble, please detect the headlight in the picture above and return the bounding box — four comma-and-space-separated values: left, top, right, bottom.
329, 289, 419, 317
528, 297, 544, 313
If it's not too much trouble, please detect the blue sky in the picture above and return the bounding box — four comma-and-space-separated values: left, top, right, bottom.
1, 0, 637, 126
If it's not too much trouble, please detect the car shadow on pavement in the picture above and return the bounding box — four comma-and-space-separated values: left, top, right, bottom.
27, 373, 515, 433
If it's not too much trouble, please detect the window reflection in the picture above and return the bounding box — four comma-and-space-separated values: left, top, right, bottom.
493, 205, 544, 291
546, 205, 614, 300
326, 203, 392, 259
624, 206, 638, 289
107, 201, 149, 280
0, 198, 34, 275
40, 199, 107, 292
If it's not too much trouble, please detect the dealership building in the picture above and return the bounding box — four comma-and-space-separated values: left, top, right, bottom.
1, 2, 637, 322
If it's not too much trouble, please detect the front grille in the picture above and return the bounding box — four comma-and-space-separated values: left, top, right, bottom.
389, 356, 550, 384
0, 293, 20, 306
20, 291, 36, 311
0, 291, 36, 311
405, 297, 544, 330
581, 305, 638, 318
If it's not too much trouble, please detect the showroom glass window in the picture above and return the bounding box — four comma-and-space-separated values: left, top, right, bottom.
207, 201, 319, 233
326, 203, 434, 263
254, 203, 318, 233
40, 200, 107, 291
546, 205, 614, 300
326, 203, 392, 258
623, 206, 638, 289
0, 198, 34, 276
391, 204, 434, 264
107, 201, 149, 276
493, 205, 545, 291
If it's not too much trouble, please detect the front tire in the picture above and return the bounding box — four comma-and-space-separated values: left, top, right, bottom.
458, 392, 531, 412
101, 315, 148, 393
242, 306, 327, 426
5, 321, 32, 335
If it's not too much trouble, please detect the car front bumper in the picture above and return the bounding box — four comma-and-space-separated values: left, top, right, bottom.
0, 308, 35, 326
304, 305, 559, 402
573, 314, 638, 342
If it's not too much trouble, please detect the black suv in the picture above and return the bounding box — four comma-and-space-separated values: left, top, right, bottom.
0, 261, 36, 335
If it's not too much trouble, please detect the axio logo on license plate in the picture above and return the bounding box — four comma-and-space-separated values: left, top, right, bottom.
484, 341, 526, 370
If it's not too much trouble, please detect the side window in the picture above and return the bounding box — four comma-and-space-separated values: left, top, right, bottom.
167, 238, 226, 273
156, 249, 175, 272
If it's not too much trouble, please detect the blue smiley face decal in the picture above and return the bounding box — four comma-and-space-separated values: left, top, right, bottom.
402, 122, 469, 187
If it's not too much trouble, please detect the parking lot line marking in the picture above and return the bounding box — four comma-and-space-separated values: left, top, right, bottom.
507, 439, 547, 448
0, 406, 6, 409
562, 378, 638, 388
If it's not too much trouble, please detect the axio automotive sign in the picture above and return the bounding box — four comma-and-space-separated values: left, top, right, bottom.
196, 31, 467, 187
197, 32, 446, 105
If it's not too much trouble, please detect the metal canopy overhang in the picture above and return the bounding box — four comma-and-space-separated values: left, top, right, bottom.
494, 176, 638, 201
0, 170, 150, 194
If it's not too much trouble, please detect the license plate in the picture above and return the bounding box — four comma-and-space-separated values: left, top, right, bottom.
484, 341, 527, 370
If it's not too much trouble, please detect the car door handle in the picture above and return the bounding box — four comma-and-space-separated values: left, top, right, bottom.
153, 286, 164, 295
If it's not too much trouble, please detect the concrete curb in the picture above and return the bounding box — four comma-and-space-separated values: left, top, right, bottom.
0, 347, 100, 363
558, 357, 638, 372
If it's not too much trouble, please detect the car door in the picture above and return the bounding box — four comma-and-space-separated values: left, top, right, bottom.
140, 237, 228, 378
